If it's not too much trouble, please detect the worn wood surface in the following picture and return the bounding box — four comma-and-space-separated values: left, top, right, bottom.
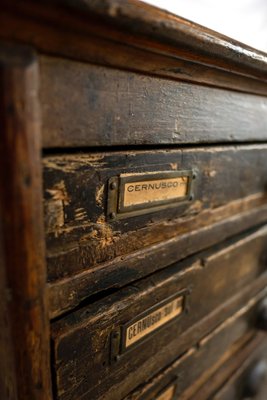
49, 200, 267, 317
1, 1, 267, 99
1, 2, 267, 399
184, 333, 267, 400
52, 285, 267, 400
40, 58, 267, 147
54, 0, 267, 79
213, 338, 267, 399
0, 219, 17, 399
44, 146, 267, 315
51, 227, 267, 399
0, 43, 52, 400
127, 333, 267, 400
44, 146, 267, 281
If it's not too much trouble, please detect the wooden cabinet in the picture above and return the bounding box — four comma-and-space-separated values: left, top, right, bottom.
1, 1, 267, 399
52, 228, 267, 399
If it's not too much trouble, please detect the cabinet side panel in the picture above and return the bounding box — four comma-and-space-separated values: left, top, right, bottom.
0, 43, 52, 400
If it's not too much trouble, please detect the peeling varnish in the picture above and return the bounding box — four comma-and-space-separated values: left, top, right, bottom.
46, 192, 267, 258
74, 208, 87, 221
96, 185, 104, 207
207, 169, 217, 177
96, 222, 118, 249
45, 181, 70, 232
43, 154, 107, 173
169, 162, 178, 170
46, 180, 70, 204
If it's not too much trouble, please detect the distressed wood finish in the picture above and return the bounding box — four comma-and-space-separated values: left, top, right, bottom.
55, 0, 267, 80
44, 146, 267, 281
184, 333, 267, 400
52, 286, 267, 400
1, 0, 267, 102
213, 339, 267, 400
51, 226, 267, 399
49, 195, 267, 317
40, 58, 267, 148
127, 333, 267, 400
44, 146, 267, 315
0, 44, 52, 399
2, 1, 267, 399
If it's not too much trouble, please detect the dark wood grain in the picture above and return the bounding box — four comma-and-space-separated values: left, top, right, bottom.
44, 146, 267, 283
52, 284, 267, 400
1, 1, 267, 399
40, 58, 267, 147
49, 199, 267, 317
184, 333, 267, 400
0, 43, 52, 400
55, 0, 267, 79
213, 338, 267, 400
128, 332, 267, 400
1, 0, 267, 98
51, 227, 267, 399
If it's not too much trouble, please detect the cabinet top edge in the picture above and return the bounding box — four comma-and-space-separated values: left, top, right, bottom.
2, 0, 267, 87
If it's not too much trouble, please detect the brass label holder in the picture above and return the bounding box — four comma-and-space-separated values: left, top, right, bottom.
107, 170, 196, 220
110, 289, 189, 364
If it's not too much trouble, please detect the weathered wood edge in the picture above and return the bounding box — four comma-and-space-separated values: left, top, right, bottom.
0, 42, 52, 400
53, 283, 267, 400
1, 0, 267, 99
180, 333, 266, 400
56, 0, 267, 79
39, 60, 267, 148
127, 332, 266, 400
49, 203, 267, 318
200, 334, 267, 400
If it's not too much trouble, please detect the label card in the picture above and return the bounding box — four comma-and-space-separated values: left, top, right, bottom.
125, 295, 184, 348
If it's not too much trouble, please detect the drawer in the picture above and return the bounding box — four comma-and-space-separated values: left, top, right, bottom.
212, 335, 267, 400
40, 58, 267, 148
53, 289, 266, 400
51, 226, 267, 400
126, 332, 267, 400
45, 146, 267, 316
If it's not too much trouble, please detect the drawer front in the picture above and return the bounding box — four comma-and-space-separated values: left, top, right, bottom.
40, 58, 267, 148
44, 146, 267, 316
213, 338, 267, 400
130, 332, 267, 400
52, 288, 267, 400
51, 226, 267, 400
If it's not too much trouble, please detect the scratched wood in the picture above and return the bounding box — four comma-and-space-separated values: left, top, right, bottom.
44, 146, 267, 301
52, 285, 267, 400
48, 198, 267, 317
40, 58, 267, 147
51, 226, 267, 400
1, 1, 267, 400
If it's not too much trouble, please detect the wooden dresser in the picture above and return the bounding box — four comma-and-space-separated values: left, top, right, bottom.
1, 1, 267, 399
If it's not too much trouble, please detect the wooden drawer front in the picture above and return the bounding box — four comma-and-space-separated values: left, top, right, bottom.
52, 288, 267, 400
213, 338, 267, 400
51, 227, 267, 400
45, 146, 267, 316
128, 332, 267, 400
40, 57, 267, 148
